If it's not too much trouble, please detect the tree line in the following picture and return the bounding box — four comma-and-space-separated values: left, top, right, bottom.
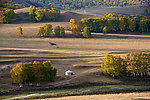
80, 13, 150, 33
30, 0, 149, 10
0, 0, 25, 10
29, 6, 60, 22
10, 61, 57, 87
102, 52, 150, 77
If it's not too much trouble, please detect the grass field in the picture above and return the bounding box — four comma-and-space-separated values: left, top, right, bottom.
0, 6, 150, 99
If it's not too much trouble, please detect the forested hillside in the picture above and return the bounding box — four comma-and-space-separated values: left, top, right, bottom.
31, 0, 149, 9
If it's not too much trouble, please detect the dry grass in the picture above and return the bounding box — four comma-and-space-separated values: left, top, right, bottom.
40, 92, 150, 100
0, 6, 150, 99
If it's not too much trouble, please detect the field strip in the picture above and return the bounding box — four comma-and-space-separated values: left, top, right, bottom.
0, 47, 111, 55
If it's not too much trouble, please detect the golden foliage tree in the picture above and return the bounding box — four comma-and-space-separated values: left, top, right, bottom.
69, 19, 81, 35
17, 27, 23, 36
10, 61, 57, 86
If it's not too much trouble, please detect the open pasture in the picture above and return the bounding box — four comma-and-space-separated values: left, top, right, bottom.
0, 6, 150, 99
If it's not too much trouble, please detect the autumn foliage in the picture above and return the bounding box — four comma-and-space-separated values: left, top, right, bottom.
81, 13, 150, 33
10, 61, 57, 85
29, 6, 59, 22
102, 52, 150, 77
0, 8, 16, 23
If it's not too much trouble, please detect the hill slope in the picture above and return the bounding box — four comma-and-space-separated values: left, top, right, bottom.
12, 0, 47, 7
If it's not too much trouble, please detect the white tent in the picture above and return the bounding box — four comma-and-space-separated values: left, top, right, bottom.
65, 70, 73, 76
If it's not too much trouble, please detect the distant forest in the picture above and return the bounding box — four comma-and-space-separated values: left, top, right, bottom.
31, 0, 149, 9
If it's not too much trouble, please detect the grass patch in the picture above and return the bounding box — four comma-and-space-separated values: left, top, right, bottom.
1, 84, 150, 99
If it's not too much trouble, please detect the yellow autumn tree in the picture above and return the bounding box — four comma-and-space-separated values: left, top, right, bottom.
10, 63, 25, 84
17, 27, 23, 36
69, 19, 81, 35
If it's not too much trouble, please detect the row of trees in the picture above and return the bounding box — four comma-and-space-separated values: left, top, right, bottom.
29, 6, 59, 22
30, 0, 149, 10
38, 24, 66, 37
80, 13, 150, 33
0, 8, 16, 23
102, 52, 150, 77
10, 61, 57, 86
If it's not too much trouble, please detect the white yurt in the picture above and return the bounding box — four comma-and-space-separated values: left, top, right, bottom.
65, 70, 73, 76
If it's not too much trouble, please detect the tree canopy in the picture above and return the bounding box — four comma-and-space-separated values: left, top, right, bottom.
30, 0, 149, 10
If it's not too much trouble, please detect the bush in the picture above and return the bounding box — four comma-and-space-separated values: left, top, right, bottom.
83, 27, 91, 38
10, 61, 57, 85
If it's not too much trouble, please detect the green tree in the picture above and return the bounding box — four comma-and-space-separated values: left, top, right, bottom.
139, 19, 150, 33
83, 27, 91, 38
54, 26, 61, 36
60, 27, 65, 37
17, 27, 23, 36
32, 61, 43, 84
102, 54, 127, 77
22, 63, 35, 84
